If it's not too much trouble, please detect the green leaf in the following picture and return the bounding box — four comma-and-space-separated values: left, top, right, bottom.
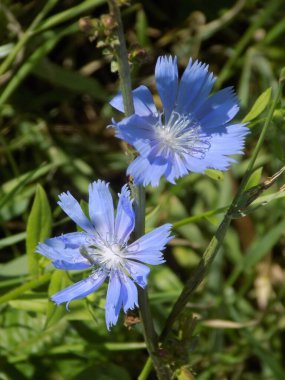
136, 9, 150, 47
0, 232, 26, 250
0, 255, 28, 277
243, 218, 285, 269
32, 59, 107, 101
244, 167, 263, 191
0, 273, 52, 305
228, 218, 285, 286
26, 184, 52, 276
45, 270, 70, 329
205, 169, 224, 181
9, 299, 47, 313
242, 87, 272, 123
0, 308, 66, 361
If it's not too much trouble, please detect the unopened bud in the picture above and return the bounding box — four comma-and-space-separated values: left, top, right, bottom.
79, 17, 94, 33
101, 14, 117, 31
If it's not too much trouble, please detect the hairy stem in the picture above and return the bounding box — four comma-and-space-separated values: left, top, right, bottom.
107, 0, 134, 116
107, 1, 171, 378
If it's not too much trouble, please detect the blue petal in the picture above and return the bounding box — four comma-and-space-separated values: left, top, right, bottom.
128, 224, 172, 254
120, 272, 138, 312
36, 232, 91, 268
53, 260, 91, 270
165, 152, 189, 183
110, 85, 157, 116
196, 87, 239, 128
180, 151, 210, 173
183, 124, 249, 172
88, 181, 115, 241
58, 192, 94, 233
125, 260, 150, 288
105, 270, 122, 329
113, 114, 158, 157
176, 59, 215, 115
125, 250, 165, 265
51, 270, 107, 304
115, 185, 135, 243
155, 56, 178, 122
127, 155, 170, 187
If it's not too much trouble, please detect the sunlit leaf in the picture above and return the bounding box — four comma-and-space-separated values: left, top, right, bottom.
26, 185, 52, 276
205, 169, 224, 181
242, 87, 272, 123
244, 167, 263, 191
45, 271, 70, 329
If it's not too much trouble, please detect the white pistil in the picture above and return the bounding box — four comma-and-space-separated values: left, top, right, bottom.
155, 111, 211, 159
81, 242, 126, 271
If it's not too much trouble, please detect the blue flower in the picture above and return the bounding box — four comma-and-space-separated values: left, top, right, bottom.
110, 56, 249, 187
37, 181, 172, 329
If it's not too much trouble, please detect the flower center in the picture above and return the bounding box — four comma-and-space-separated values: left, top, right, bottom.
81, 241, 126, 271
155, 112, 211, 159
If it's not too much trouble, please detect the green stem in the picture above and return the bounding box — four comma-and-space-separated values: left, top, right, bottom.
161, 81, 281, 340
107, 1, 171, 379
140, 72, 283, 379
0, 273, 52, 305
138, 357, 153, 380
0, 0, 59, 76
173, 205, 228, 229
107, 0, 134, 116
134, 186, 159, 364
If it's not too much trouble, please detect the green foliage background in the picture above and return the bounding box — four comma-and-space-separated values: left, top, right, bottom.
1, 0, 285, 379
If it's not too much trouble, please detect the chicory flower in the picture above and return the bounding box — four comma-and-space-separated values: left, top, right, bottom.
37, 180, 172, 329
110, 56, 249, 186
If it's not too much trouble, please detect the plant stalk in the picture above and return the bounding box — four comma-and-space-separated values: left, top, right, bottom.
161, 77, 281, 340
107, 1, 171, 378
139, 70, 282, 380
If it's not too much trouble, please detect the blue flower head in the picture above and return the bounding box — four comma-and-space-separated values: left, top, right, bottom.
110, 56, 249, 187
37, 181, 172, 329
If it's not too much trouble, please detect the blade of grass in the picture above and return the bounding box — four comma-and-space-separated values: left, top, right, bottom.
215, 0, 281, 89
0, 272, 52, 305
0, 0, 59, 76
35, 0, 106, 33
0, 25, 77, 108
32, 59, 107, 100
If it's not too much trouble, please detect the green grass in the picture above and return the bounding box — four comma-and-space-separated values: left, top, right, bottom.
0, 0, 285, 379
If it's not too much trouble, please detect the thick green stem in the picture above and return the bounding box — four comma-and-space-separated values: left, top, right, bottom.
107, 1, 171, 378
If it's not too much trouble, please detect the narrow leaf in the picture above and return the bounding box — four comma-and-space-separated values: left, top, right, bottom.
45, 270, 70, 329
205, 169, 224, 181
242, 87, 272, 123
244, 167, 263, 191
26, 184, 52, 276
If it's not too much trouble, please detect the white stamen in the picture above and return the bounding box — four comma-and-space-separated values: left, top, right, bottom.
80, 240, 127, 271
155, 111, 211, 159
